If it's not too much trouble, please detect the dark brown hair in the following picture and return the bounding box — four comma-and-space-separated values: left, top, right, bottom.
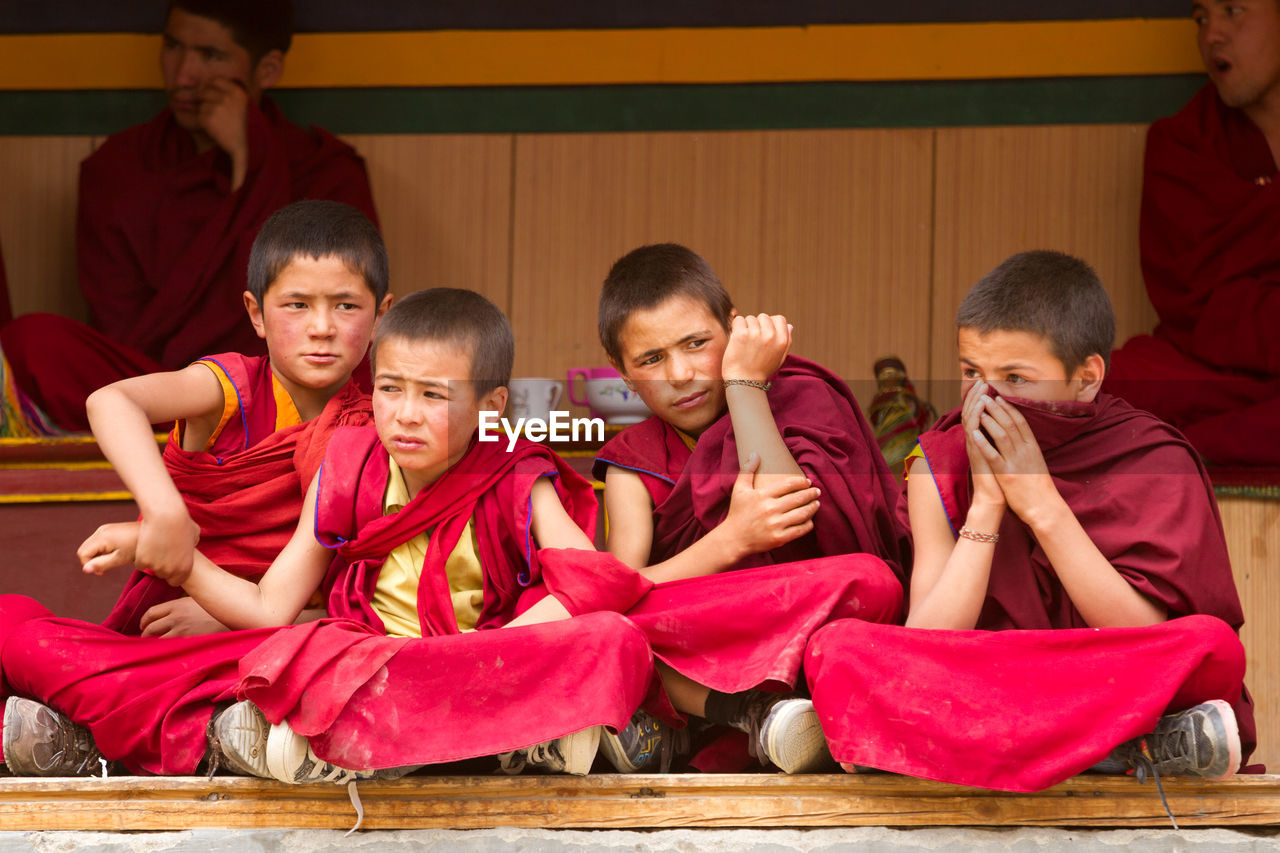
167, 0, 293, 62
956, 250, 1115, 372
246, 200, 388, 303
372, 288, 514, 397
598, 243, 734, 366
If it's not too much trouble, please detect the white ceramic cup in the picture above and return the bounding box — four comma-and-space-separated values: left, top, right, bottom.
507, 378, 564, 422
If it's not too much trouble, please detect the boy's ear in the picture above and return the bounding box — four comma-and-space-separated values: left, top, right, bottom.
481, 385, 509, 416
608, 357, 635, 390
243, 291, 266, 340
374, 293, 393, 324
252, 50, 285, 94
1072, 353, 1106, 402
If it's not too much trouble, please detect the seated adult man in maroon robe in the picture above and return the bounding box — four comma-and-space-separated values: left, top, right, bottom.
0, 0, 378, 432
807, 252, 1254, 798
592, 244, 909, 773
1107, 0, 1280, 466
0, 289, 655, 783
90, 201, 389, 637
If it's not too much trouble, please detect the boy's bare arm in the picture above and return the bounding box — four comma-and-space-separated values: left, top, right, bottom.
605, 455, 819, 583
973, 393, 1167, 627
721, 313, 803, 484
86, 364, 227, 584
178, 474, 333, 630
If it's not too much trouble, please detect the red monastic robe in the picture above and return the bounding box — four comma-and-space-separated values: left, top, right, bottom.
102, 353, 371, 636
807, 393, 1256, 791
236, 426, 657, 770
0, 429, 656, 774
0, 98, 378, 432
594, 356, 908, 768
1107, 84, 1280, 467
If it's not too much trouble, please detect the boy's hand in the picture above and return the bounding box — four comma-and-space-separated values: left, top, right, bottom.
139, 597, 228, 638
78, 521, 141, 575
721, 314, 793, 383
963, 382, 1006, 510
134, 509, 201, 586
196, 78, 250, 187
972, 394, 1062, 523
722, 452, 820, 558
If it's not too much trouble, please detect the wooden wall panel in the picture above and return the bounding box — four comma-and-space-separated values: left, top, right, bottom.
509, 131, 768, 383
0, 136, 96, 322
759, 129, 933, 401
342, 134, 513, 310
509, 129, 934, 406
928, 125, 1155, 412
1219, 495, 1279, 771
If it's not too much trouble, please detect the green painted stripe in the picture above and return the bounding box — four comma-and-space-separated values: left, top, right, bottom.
0, 76, 1206, 136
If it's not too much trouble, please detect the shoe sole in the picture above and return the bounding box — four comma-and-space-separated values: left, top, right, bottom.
597, 727, 639, 773
1199, 699, 1242, 781
214, 702, 272, 779
560, 726, 603, 776
265, 720, 311, 784
760, 699, 836, 774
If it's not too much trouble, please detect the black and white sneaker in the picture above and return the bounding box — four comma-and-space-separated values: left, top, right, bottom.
207, 700, 272, 778
754, 697, 838, 774
1115, 699, 1242, 781
496, 727, 601, 776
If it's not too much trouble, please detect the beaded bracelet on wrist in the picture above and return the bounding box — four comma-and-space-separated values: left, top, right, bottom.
723, 379, 772, 392
958, 526, 1000, 544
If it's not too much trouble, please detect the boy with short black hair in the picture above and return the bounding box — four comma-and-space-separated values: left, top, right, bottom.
593, 243, 908, 773
806, 250, 1255, 794
87, 199, 390, 637
2, 289, 654, 783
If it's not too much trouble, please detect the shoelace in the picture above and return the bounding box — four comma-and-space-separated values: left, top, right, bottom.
1126, 741, 1179, 830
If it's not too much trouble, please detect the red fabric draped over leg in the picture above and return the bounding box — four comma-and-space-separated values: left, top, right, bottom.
0, 595, 278, 774
627, 555, 902, 697
806, 615, 1251, 792
0, 314, 164, 432
238, 612, 657, 770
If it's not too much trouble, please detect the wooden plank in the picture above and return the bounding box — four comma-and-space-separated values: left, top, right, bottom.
928, 124, 1153, 412
1219, 495, 1280, 773
341, 134, 513, 313
0, 136, 95, 321
1, 774, 1278, 831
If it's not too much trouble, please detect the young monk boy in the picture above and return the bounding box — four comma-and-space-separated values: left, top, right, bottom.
806, 250, 1255, 794
88, 199, 390, 637
592, 243, 909, 773
1, 289, 654, 782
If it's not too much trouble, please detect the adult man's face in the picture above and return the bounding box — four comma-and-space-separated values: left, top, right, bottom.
1195, 0, 1280, 112
160, 7, 261, 132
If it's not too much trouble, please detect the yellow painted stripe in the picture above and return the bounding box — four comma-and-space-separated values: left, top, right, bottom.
0, 491, 133, 504
0, 20, 1201, 90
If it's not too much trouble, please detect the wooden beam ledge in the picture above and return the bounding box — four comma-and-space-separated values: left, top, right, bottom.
1, 774, 1278, 831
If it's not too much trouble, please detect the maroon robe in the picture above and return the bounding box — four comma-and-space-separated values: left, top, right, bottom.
594, 356, 907, 769
103, 353, 372, 636
0, 98, 378, 432
807, 393, 1256, 791
1107, 84, 1280, 466
235, 426, 657, 770
593, 355, 909, 576
0, 429, 656, 774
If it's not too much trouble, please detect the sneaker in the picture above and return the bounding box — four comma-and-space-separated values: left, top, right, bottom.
756, 697, 838, 774
1116, 699, 1242, 781
2, 697, 105, 777
263, 718, 415, 785
207, 700, 272, 779
599, 711, 667, 773
496, 726, 601, 776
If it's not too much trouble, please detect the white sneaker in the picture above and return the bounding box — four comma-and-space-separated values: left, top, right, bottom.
496, 726, 602, 776
264, 719, 414, 784
756, 698, 838, 774
207, 700, 272, 779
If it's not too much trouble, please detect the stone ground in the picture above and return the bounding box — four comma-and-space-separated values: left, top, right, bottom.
2, 828, 1280, 853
